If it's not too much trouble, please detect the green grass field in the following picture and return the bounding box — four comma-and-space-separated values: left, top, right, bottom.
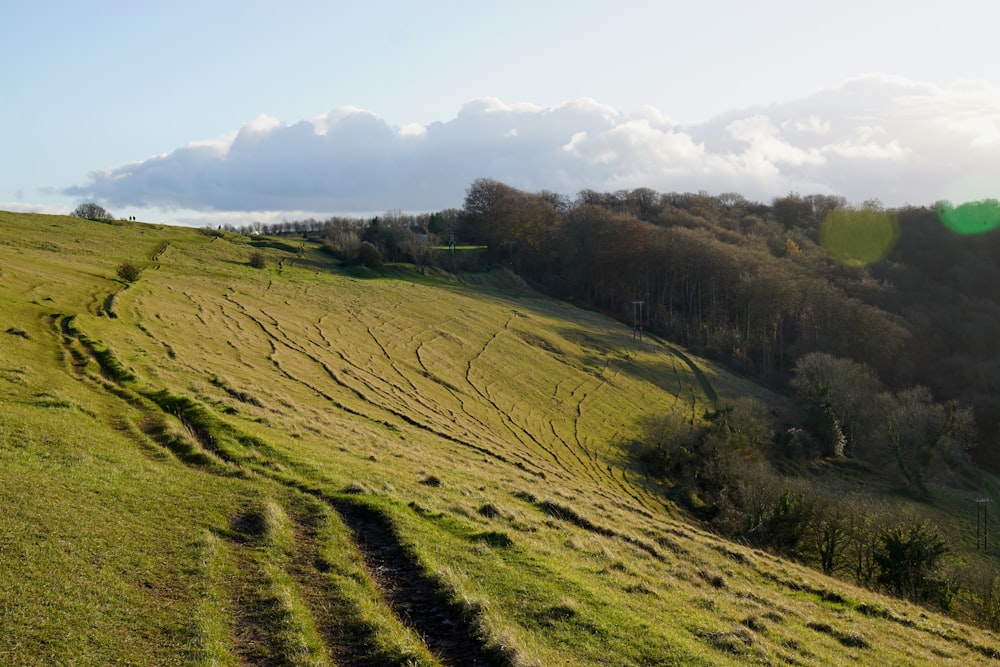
1, 210, 998, 665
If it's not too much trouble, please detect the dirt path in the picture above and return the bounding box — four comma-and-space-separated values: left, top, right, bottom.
334, 502, 507, 667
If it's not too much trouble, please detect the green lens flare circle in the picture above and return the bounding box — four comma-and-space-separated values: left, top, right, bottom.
936, 200, 1000, 235
821, 208, 900, 266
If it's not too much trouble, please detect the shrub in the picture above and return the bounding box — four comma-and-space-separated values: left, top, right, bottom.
875, 522, 948, 603
116, 261, 141, 283
358, 241, 383, 268
477, 503, 502, 519
248, 251, 266, 269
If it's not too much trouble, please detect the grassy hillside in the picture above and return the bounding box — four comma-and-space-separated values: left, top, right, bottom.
1, 210, 998, 665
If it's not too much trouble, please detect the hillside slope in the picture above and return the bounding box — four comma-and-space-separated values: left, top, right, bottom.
1, 211, 998, 665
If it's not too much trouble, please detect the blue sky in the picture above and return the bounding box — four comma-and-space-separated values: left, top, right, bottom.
3, 0, 999, 226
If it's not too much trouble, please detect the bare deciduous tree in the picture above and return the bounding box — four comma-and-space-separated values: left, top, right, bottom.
71, 202, 113, 220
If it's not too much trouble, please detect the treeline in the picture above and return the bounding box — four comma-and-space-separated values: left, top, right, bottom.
453, 179, 1000, 471
223, 210, 468, 273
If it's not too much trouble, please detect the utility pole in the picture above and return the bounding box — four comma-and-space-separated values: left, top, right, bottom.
977, 497, 992, 550
631, 300, 645, 340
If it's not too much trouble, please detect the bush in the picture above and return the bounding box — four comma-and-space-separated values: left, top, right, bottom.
116, 262, 141, 283
248, 251, 266, 269
358, 241, 383, 269
320, 235, 360, 261
876, 522, 948, 603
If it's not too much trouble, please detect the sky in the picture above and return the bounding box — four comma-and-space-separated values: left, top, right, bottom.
2, 0, 999, 227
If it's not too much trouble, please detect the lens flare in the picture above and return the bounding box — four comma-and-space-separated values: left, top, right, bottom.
821, 207, 899, 266
936, 199, 1000, 235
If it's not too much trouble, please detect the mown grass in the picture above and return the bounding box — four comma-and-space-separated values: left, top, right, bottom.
1, 210, 998, 665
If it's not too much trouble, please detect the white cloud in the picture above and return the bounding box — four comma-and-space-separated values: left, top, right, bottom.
0, 201, 72, 216
726, 115, 826, 166
65, 74, 1000, 216
398, 123, 427, 138
242, 114, 283, 135
791, 115, 831, 134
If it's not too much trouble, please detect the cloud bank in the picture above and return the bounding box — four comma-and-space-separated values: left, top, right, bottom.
66, 75, 1000, 214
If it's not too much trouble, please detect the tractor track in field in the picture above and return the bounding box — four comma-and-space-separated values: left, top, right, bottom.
464, 318, 566, 473
223, 531, 302, 667
245, 295, 650, 515
351, 306, 659, 513
328, 302, 652, 508
223, 295, 543, 477
410, 336, 560, 478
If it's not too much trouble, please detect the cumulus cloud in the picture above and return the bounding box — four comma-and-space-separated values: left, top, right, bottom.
66, 74, 1000, 215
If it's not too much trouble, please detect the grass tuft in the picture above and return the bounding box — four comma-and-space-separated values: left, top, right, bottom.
477, 503, 502, 519
471, 531, 514, 548
806, 621, 871, 649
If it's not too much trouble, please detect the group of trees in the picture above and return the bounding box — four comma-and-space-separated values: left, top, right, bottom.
632, 397, 956, 611
456, 180, 916, 385
789, 352, 977, 492
452, 180, 1000, 471
224, 210, 462, 273
448, 179, 1000, 618
199, 181, 1000, 625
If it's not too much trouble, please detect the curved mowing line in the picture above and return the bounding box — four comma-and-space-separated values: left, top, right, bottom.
211, 287, 668, 530
569, 374, 616, 479
561, 355, 679, 516
181, 291, 210, 327
560, 362, 660, 514
330, 349, 455, 432
148, 241, 170, 261
413, 338, 507, 437
411, 336, 557, 476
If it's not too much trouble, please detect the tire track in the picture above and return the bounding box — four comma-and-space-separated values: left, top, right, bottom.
261, 299, 452, 428
463, 317, 565, 475
317, 341, 531, 473
229, 295, 543, 476
575, 369, 660, 514
319, 304, 555, 478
